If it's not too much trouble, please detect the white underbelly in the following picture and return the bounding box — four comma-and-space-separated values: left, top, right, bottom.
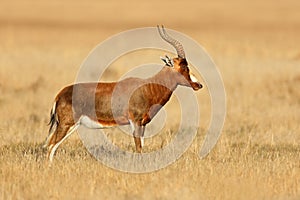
79, 116, 109, 129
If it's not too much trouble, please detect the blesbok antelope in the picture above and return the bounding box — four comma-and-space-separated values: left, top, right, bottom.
44, 25, 202, 162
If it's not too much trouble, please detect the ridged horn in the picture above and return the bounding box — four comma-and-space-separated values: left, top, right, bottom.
157, 25, 185, 58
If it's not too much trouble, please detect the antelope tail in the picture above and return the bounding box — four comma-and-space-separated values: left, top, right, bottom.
43, 102, 59, 148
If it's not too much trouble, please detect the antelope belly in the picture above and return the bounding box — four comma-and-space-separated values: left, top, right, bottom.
80, 116, 106, 129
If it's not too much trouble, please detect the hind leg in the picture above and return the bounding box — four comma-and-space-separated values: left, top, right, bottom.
47, 122, 79, 162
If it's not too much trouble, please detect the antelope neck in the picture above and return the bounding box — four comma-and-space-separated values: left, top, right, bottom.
148, 67, 178, 92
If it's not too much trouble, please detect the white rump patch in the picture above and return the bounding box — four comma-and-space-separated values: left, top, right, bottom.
190, 73, 199, 83
80, 116, 105, 129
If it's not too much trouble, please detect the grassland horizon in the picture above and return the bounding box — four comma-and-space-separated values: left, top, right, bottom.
1, 0, 300, 199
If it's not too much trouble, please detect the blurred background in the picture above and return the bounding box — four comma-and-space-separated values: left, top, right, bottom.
0, 0, 299, 199
0, 0, 299, 144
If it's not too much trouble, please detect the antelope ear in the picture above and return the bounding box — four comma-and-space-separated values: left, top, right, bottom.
160, 55, 173, 67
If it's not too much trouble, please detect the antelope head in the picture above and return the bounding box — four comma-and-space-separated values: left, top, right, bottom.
157, 25, 203, 91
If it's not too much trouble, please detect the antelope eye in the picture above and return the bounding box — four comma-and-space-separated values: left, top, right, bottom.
181, 65, 188, 71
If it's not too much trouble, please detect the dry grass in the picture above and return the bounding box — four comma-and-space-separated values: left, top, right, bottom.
1, 0, 300, 199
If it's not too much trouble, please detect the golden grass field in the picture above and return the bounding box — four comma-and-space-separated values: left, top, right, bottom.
1, 0, 300, 199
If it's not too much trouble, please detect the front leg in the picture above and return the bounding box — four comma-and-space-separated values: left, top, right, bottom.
134, 136, 142, 153
130, 121, 145, 153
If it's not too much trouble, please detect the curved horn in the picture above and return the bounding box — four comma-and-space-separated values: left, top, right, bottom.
157, 25, 185, 58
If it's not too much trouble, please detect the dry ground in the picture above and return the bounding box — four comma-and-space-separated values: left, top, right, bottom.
0, 0, 300, 199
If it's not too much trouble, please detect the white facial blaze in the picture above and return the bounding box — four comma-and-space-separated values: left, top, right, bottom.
190, 73, 199, 83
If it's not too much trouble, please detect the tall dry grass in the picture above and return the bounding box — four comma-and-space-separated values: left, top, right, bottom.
0, 0, 300, 199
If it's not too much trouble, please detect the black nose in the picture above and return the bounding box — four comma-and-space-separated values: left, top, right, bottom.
192, 82, 203, 91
